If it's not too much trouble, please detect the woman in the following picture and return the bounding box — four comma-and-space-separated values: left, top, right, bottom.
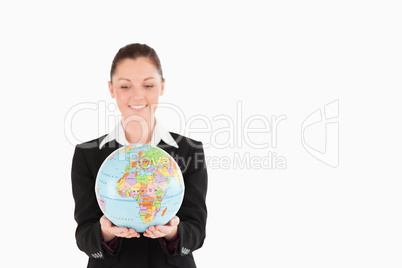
71, 43, 208, 268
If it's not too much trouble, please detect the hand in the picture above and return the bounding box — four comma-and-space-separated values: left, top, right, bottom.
100, 215, 140, 242
143, 216, 180, 241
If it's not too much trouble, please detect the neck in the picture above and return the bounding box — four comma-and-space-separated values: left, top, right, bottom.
121, 116, 156, 144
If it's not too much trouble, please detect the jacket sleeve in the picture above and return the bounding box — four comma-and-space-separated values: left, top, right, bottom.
167, 141, 208, 256
71, 145, 120, 259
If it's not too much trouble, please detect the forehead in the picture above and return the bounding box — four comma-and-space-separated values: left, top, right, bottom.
113, 57, 160, 80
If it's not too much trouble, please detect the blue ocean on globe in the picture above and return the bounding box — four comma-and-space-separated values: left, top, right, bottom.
95, 144, 184, 233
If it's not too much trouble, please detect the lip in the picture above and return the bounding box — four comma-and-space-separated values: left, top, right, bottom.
129, 104, 148, 111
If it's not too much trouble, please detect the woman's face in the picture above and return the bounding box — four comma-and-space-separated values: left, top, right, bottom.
108, 57, 165, 124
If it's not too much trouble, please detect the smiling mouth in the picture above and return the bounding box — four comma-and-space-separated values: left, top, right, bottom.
129, 105, 147, 110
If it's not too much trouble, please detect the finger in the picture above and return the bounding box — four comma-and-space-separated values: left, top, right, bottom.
125, 234, 137, 239
108, 225, 140, 238
110, 227, 129, 236
123, 232, 140, 239
150, 226, 165, 237
144, 226, 162, 239
101, 218, 140, 238
143, 231, 154, 239
128, 228, 140, 238
155, 225, 172, 235
151, 225, 172, 238
115, 230, 136, 238
143, 226, 155, 238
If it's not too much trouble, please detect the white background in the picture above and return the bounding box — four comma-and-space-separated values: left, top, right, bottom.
1, 1, 401, 267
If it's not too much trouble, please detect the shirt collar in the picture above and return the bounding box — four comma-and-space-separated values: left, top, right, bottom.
99, 118, 179, 149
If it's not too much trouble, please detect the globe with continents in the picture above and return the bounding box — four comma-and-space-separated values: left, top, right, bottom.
95, 144, 184, 233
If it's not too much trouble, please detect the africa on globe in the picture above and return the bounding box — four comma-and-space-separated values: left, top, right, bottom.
95, 144, 184, 233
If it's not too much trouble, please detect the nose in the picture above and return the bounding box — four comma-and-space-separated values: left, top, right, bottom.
130, 86, 145, 101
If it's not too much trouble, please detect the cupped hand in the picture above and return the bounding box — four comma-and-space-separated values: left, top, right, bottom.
100, 215, 140, 242
143, 216, 180, 241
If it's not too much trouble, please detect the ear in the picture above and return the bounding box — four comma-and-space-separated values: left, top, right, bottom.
160, 78, 165, 96
108, 81, 115, 98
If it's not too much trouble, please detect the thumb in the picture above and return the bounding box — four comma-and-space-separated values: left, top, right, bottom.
101, 215, 112, 227
169, 216, 180, 226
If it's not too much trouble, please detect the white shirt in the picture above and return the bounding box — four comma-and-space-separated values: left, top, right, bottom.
99, 118, 179, 149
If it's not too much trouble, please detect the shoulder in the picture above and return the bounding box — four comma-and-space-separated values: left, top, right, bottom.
170, 132, 204, 150
73, 134, 109, 164
75, 134, 108, 150
169, 132, 207, 173
72, 135, 113, 176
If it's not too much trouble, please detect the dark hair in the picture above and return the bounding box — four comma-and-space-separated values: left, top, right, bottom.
110, 43, 163, 83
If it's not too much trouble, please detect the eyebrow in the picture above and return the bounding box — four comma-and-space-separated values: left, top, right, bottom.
118, 77, 155, 82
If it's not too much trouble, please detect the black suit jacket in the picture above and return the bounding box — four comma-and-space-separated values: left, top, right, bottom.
71, 132, 208, 268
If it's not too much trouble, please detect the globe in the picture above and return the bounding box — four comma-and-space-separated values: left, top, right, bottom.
95, 144, 185, 233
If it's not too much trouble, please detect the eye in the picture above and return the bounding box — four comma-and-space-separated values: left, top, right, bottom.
144, 85, 154, 88
121, 86, 130, 89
